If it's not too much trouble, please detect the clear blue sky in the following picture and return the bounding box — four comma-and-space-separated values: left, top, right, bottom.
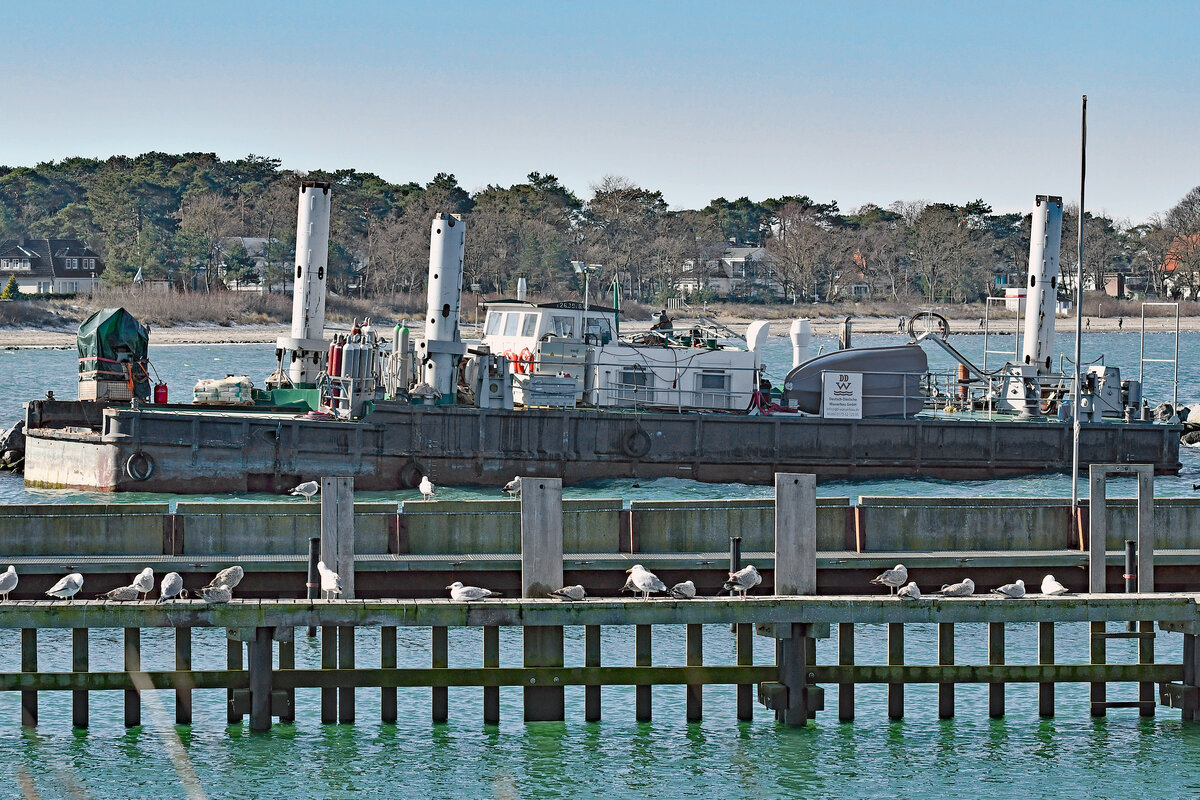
4, 0, 1197, 223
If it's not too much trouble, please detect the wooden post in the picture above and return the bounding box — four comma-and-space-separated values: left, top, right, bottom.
1138, 466, 1155, 593
1191, 635, 1200, 722
125, 627, 141, 727
21, 628, 36, 727
248, 627, 273, 732
320, 476, 355, 599
1140, 620, 1156, 717
338, 627, 355, 724
1089, 466, 1108, 592
989, 622, 1005, 718
381, 626, 397, 724
1090, 620, 1106, 717
585, 625, 601, 722
521, 477, 565, 722
278, 635, 295, 724
736, 622, 753, 721
483, 626, 500, 724
888, 623, 904, 719
432, 626, 448, 722
839, 622, 854, 721
776, 622, 809, 726
938, 623, 954, 719
686, 623, 703, 722
227, 632, 243, 724
636, 624, 652, 722
1038, 621, 1054, 717
72, 628, 88, 728
175, 628, 192, 725
320, 626, 336, 724
774, 473, 817, 595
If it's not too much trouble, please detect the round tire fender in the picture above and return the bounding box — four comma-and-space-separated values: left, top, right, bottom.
126, 451, 154, 481
621, 428, 652, 459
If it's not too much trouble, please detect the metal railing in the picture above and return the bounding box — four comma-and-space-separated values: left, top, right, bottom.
1140, 302, 1180, 411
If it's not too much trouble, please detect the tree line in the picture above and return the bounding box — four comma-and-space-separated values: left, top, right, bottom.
0, 152, 1196, 304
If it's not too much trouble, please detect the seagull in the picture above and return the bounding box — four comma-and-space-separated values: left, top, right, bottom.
46, 572, 84, 601
939, 578, 975, 597
871, 564, 908, 594
724, 565, 762, 599
0, 565, 17, 601
317, 561, 343, 597
199, 585, 232, 604
419, 475, 435, 500
1041, 574, 1070, 596
670, 580, 697, 600
98, 584, 139, 602
205, 565, 244, 591
158, 572, 186, 603
897, 582, 921, 600
131, 567, 155, 600
502, 476, 522, 498
624, 564, 667, 600
550, 584, 586, 601
290, 480, 319, 500
992, 579, 1026, 599
447, 581, 501, 601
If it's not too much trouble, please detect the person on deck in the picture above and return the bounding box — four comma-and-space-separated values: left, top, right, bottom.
651, 309, 673, 332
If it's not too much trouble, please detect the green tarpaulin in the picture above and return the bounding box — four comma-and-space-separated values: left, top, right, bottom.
77, 307, 151, 398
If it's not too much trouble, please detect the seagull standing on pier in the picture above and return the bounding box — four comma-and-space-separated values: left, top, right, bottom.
317, 561, 343, 598
447, 581, 501, 601
158, 572, 186, 603
0, 565, 17, 601
98, 584, 139, 601
46, 572, 84, 601
670, 580, 697, 600
1041, 575, 1070, 595
205, 565, 244, 591
502, 476, 522, 498
419, 475, 435, 500
551, 585, 586, 601
939, 578, 975, 597
131, 567, 155, 600
992, 579, 1026, 599
724, 565, 762, 599
623, 565, 667, 600
290, 480, 319, 500
870, 564, 908, 595
897, 582, 922, 600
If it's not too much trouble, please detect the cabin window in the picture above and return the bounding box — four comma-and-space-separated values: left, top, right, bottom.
485, 312, 502, 335
585, 316, 613, 344
695, 371, 731, 408
503, 312, 520, 336
521, 313, 538, 337
551, 315, 576, 338
617, 366, 654, 404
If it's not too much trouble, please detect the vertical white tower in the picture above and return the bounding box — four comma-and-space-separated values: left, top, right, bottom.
276, 181, 332, 385
419, 214, 467, 398
1021, 195, 1064, 375
789, 318, 812, 368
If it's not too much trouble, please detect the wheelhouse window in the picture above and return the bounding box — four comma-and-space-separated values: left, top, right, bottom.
585, 316, 613, 344
485, 311, 503, 335
617, 365, 654, 404
695, 370, 731, 408
521, 313, 538, 337
551, 315, 576, 338
503, 312, 520, 336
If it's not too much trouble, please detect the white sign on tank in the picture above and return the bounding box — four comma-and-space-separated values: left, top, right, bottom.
419, 214, 467, 399
1020, 195, 1063, 375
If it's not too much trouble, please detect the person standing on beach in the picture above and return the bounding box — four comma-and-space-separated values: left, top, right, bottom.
1118, 317, 1124, 329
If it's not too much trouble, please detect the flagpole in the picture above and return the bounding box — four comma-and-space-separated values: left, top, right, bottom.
1070, 95, 1087, 523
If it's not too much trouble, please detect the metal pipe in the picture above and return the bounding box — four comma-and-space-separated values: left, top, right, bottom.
1070, 95, 1087, 523
1125, 539, 1137, 632
730, 536, 742, 574
306, 537, 320, 637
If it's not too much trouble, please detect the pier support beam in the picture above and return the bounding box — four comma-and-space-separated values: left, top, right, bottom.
175, 628, 191, 725
320, 477, 355, 599
72, 628, 88, 728
521, 477, 564, 722
774, 473, 817, 726
124, 628, 140, 727
248, 626, 273, 732
21, 628, 36, 727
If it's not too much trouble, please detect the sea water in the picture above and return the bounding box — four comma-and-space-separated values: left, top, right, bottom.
0, 331, 1198, 798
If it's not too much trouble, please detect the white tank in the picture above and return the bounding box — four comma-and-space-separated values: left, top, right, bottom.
419, 214, 467, 398
789, 319, 812, 368
276, 181, 332, 385
1021, 195, 1063, 375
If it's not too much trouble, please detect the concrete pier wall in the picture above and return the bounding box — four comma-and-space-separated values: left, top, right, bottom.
3, 496, 1200, 557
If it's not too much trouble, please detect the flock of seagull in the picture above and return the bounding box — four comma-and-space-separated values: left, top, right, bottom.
0, 564, 247, 604
444, 563, 762, 604
870, 563, 1071, 600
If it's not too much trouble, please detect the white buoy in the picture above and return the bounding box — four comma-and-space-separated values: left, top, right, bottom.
1021, 195, 1063, 375
789, 319, 811, 368
277, 181, 333, 385
418, 214, 467, 399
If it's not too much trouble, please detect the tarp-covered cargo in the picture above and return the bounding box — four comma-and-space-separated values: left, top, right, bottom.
77, 307, 151, 399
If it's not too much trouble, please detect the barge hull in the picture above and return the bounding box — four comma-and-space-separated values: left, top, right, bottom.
22, 401, 1182, 493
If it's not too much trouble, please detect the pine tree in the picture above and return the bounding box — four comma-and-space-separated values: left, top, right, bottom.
0, 274, 17, 300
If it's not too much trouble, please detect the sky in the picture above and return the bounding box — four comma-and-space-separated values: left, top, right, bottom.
2, 0, 1198, 224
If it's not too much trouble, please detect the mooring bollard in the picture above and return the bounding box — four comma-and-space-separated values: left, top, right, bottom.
521, 476, 564, 722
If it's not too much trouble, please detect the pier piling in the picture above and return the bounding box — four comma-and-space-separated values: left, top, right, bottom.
73, 627, 88, 728
938, 623, 954, 719
124, 627, 140, 727
249, 627, 273, 732
521, 477, 565, 722
21, 628, 35, 727
175, 627, 191, 725
774, 473, 817, 726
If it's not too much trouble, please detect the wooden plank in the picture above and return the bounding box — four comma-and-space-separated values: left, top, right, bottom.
989, 622, 1004, 718
175, 627, 192, 725
839, 622, 854, 721
1089, 467, 1107, 592
432, 626, 448, 722
775, 473, 816, 594
636, 624, 652, 721
736, 622, 753, 721
585, 625, 601, 722
320, 477, 355, 599
21, 628, 35, 727
125, 627, 140, 727
321, 626, 336, 724
686, 624, 702, 722
278, 636, 295, 724
938, 622, 954, 719
888, 622, 903, 720
338, 626, 354, 724
72, 628, 88, 728
381, 626, 397, 724
483, 626, 499, 725
522, 477, 565, 722
1038, 621, 1054, 717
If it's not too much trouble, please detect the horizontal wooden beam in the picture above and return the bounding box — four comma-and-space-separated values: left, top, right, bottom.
0, 594, 1195, 630
809, 664, 1183, 684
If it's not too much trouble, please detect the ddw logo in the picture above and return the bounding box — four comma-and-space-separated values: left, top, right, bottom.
835, 373, 852, 392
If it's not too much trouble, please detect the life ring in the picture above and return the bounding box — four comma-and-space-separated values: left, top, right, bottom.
621, 428, 652, 459
505, 350, 525, 374
398, 461, 424, 489
126, 451, 154, 481
519, 347, 535, 373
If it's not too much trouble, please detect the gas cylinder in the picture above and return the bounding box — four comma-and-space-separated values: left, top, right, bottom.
154, 383, 168, 404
